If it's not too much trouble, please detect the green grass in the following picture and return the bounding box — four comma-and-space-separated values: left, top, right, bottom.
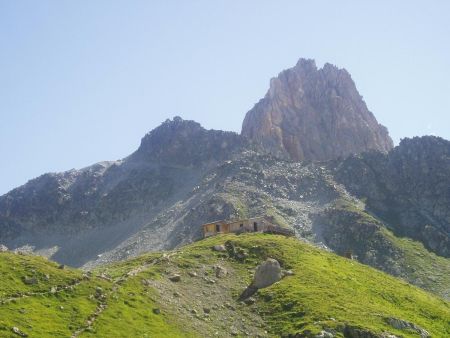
332, 197, 450, 300
382, 229, 450, 300
82, 272, 191, 338
1, 234, 449, 337
185, 234, 450, 337
94, 252, 162, 280
0, 252, 109, 337
0, 252, 80, 297
0, 282, 102, 337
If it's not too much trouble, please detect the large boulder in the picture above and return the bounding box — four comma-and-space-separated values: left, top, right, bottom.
252, 258, 283, 289
239, 258, 283, 300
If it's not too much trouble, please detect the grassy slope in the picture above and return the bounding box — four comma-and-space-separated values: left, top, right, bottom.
0, 251, 188, 338
178, 234, 450, 337
0, 253, 108, 337
327, 198, 450, 300
381, 228, 450, 300
1, 234, 449, 337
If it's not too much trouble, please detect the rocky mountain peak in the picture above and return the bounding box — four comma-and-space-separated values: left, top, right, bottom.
133, 116, 244, 166
143, 116, 204, 137
242, 58, 393, 161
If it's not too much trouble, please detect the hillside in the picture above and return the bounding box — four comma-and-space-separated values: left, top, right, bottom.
0, 59, 449, 308
1, 234, 449, 337
314, 198, 450, 300
1, 126, 449, 302
0, 118, 250, 267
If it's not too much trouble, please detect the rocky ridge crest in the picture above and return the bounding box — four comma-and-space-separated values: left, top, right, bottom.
133, 116, 245, 166
334, 136, 450, 257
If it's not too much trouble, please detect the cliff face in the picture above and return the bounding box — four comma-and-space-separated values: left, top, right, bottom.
132, 116, 244, 167
242, 58, 393, 161
334, 136, 450, 258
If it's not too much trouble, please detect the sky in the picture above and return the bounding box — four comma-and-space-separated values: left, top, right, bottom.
1, 1, 449, 195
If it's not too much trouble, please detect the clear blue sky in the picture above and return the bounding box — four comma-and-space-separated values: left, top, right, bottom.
1, 1, 449, 195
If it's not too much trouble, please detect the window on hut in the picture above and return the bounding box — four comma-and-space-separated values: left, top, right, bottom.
216, 224, 221, 232
253, 222, 258, 231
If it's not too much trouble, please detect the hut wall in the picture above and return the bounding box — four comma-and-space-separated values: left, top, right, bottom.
203, 223, 217, 237
202, 216, 277, 238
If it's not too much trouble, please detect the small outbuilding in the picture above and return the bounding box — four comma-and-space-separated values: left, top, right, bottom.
202, 216, 294, 238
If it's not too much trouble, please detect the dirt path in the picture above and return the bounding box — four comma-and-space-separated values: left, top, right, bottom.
70, 255, 166, 337
70, 298, 108, 338
0, 278, 83, 304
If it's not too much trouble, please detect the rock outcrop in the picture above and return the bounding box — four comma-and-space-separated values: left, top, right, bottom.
239, 258, 282, 300
242, 58, 393, 161
252, 258, 282, 289
132, 116, 244, 167
313, 202, 405, 277
386, 318, 430, 337
334, 136, 450, 257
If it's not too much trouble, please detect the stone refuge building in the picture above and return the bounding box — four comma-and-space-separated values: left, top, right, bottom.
202, 216, 294, 238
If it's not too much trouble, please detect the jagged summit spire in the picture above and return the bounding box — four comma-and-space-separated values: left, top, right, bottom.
295, 58, 317, 69
242, 58, 393, 161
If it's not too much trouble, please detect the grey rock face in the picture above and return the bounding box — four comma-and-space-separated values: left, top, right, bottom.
316, 331, 334, 338
169, 274, 181, 282
214, 265, 227, 278
386, 318, 429, 337
22, 276, 38, 285
133, 116, 245, 166
11, 327, 27, 337
212, 244, 226, 252
0, 244, 8, 252
242, 58, 393, 161
238, 258, 283, 301
334, 136, 450, 258
252, 258, 282, 289
0, 117, 248, 267
313, 206, 404, 277
342, 325, 384, 338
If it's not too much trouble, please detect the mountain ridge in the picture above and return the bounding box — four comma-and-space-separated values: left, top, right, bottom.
0, 59, 449, 305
